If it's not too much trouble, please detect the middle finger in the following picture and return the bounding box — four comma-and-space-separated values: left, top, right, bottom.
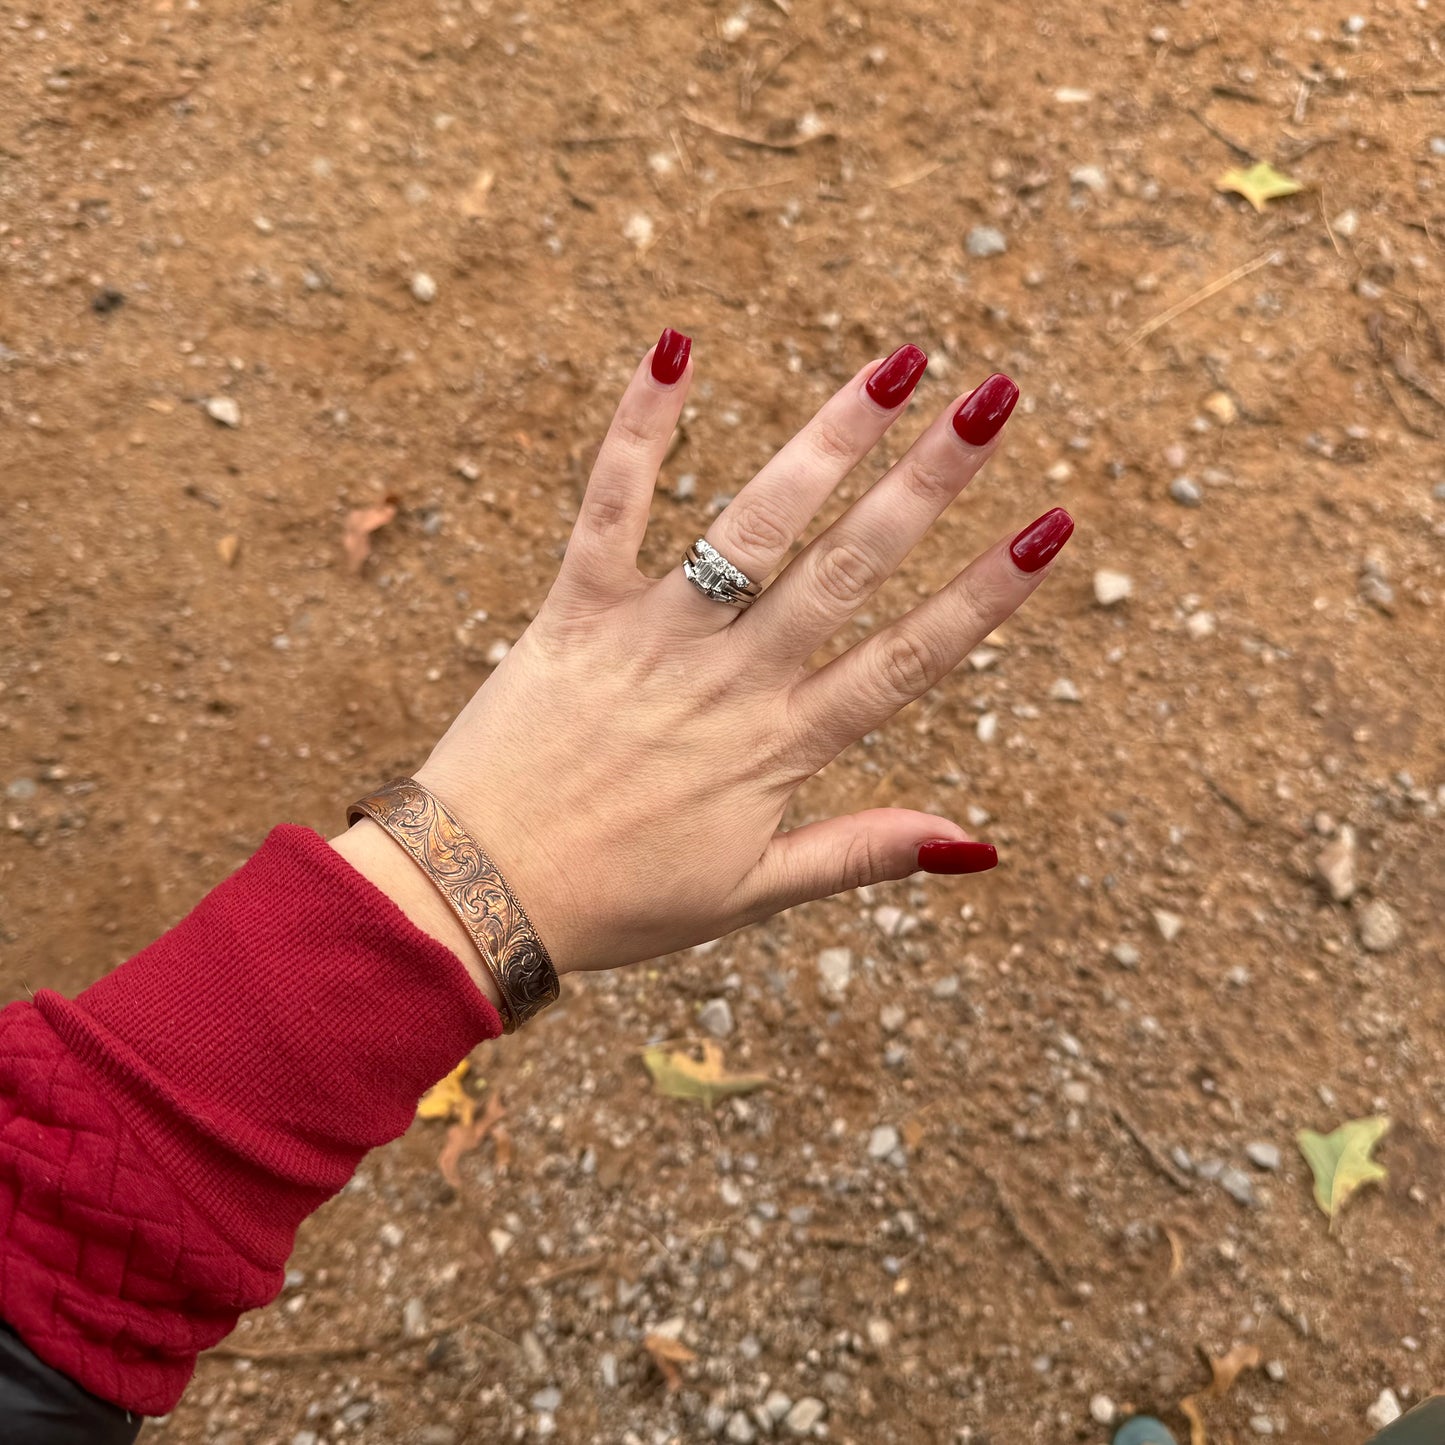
737, 372, 1019, 670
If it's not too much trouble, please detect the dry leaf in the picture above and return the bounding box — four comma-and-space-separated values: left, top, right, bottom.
1164, 1224, 1186, 1278
642, 1041, 769, 1108
642, 1332, 697, 1391
1207, 1343, 1261, 1393
417, 1061, 478, 1127
438, 1091, 506, 1189
1178, 1342, 1262, 1445
217, 534, 240, 566
1216, 161, 1304, 213
1298, 1115, 1390, 1224
343, 492, 399, 573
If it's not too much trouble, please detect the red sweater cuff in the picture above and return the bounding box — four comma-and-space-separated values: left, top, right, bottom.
1, 823, 503, 1414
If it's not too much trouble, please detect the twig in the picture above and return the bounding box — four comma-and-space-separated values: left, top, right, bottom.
207, 1258, 604, 1364
1121, 251, 1278, 351
1200, 770, 1264, 829
1112, 1103, 1195, 1194
697, 174, 795, 226
1184, 106, 1255, 161
681, 107, 835, 151
978, 1164, 1070, 1291
1320, 192, 1344, 260
1294, 79, 1312, 124
886, 158, 954, 191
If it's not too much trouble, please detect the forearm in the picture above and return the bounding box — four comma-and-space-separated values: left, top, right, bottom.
0, 824, 502, 1415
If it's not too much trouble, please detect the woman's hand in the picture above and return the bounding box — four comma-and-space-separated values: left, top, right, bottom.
405, 330, 1072, 978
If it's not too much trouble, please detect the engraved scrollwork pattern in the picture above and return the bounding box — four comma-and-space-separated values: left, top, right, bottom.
347, 778, 561, 1032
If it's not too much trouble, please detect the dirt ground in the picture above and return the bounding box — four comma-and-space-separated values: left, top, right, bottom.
3, 1, 1444, 1442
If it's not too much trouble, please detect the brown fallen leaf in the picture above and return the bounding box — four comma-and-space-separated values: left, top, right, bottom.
642, 1332, 697, 1391
217, 534, 241, 566
343, 492, 399, 573
1179, 1342, 1262, 1445
438, 1091, 506, 1189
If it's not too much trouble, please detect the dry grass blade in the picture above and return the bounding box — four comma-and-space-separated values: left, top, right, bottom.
1121, 252, 1278, 351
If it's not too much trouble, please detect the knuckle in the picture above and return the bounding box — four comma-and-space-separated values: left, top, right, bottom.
607, 404, 658, 455
876, 630, 938, 701
807, 411, 859, 467
838, 828, 879, 892
900, 450, 961, 506
582, 482, 632, 533
726, 495, 795, 559
811, 539, 878, 609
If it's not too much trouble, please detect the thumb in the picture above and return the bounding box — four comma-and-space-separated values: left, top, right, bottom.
740, 808, 997, 919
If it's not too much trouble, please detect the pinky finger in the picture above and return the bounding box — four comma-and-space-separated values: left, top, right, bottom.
789, 507, 1075, 767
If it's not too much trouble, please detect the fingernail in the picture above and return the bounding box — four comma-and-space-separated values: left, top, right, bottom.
1009, 507, 1075, 573
917, 839, 998, 874
951, 373, 1019, 446
651, 328, 692, 387
865, 344, 928, 409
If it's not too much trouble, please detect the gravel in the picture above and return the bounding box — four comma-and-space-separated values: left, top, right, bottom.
784, 1397, 827, 1434
965, 225, 1008, 257
205, 396, 241, 427
410, 271, 438, 302
867, 1125, 901, 1160
1246, 1141, 1282, 1172
817, 947, 853, 1000
1316, 825, 1358, 903
1168, 475, 1203, 507
1365, 1389, 1402, 1431
1358, 900, 1402, 952
697, 998, 735, 1038
1093, 569, 1133, 606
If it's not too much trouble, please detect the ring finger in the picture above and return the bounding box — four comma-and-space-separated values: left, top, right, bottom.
656, 344, 930, 631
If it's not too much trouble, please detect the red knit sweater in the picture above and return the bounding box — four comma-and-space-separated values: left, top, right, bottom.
0, 825, 503, 1415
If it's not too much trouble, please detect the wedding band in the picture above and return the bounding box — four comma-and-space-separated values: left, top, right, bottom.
683, 538, 763, 610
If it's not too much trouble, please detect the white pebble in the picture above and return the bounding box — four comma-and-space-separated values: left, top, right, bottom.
623, 212, 655, 249
1049, 678, 1082, 703
1089, 1394, 1117, 1425
976, 711, 999, 743
1093, 569, 1133, 607
1152, 909, 1183, 943
485, 639, 511, 666
1366, 1389, 1402, 1431
410, 271, 438, 303
205, 396, 241, 428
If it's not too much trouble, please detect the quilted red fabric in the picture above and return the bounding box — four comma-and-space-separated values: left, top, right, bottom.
0, 824, 503, 1415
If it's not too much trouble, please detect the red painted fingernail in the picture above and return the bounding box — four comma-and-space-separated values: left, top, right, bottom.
865, 344, 928, 409
951, 373, 1019, 446
917, 839, 998, 874
1009, 507, 1075, 573
651, 328, 692, 386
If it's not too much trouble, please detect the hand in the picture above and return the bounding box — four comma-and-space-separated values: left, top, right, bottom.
404, 331, 1072, 977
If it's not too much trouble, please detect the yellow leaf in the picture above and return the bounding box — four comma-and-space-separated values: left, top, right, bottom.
1297, 1115, 1390, 1223
1179, 1342, 1261, 1445
418, 1061, 478, 1127
642, 1042, 769, 1108
1216, 162, 1305, 213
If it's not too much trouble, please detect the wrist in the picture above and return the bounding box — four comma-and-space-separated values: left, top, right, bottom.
328, 818, 505, 1014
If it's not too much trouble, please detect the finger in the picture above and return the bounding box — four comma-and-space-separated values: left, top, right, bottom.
789, 508, 1074, 766
654, 344, 928, 631
739, 373, 1019, 671
555, 328, 692, 602
736, 808, 996, 920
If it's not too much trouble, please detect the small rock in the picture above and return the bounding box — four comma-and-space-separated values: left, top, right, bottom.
205, 396, 241, 428
485, 639, 511, 666
1203, 391, 1239, 425
417, 1430, 457, 1445
762, 1390, 794, 1423
931, 975, 960, 998
1265, 1360, 1286, 1383
1070, 164, 1108, 193
965, 225, 1008, 258
866, 1319, 892, 1349
489, 1227, 514, 1258
674, 472, 696, 500
531, 1386, 562, 1413
1093, 569, 1133, 607
1111, 942, 1141, 970
1063, 1080, 1090, 1105
725, 1411, 757, 1444
1185, 611, 1216, 639
867, 1125, 901, 1161
697, 998, 735, 1039
1344, 14, 1366, 33
1054, 87, 1093, 103
1332, 209, 1360, 239
1049, 677, 1082, 704
879, 1004, 906, 1034
378, 1222, 404, 1249
1091, 1394, 1118, 1426
976, 711, 999, 743
1315, 826, 1358, 903
1219, 1166, 1256, 1206
817, 947, 853, 999
402, 1298, 427, 1337
5, 778, 38, 802
598, 1352, 618, 1389
1366, 1390, 1402, 1432
784, 1397, 827, 1435
1168, 476, 1203, 508
1246, 1141, 1282, 1172
1432, 137, 1445, 157
1358, 900, 1402, 953
1152, 909, 1183, 943
1046, 459, 1074, 482
410, 271, 438, 303
455, 457, 480, 482
1249, 1416, 1274, 1436
719, 1179, 743, 1207
623, 213, 655, 250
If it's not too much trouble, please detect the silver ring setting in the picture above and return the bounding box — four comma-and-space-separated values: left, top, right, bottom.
683, 538, 763, 610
